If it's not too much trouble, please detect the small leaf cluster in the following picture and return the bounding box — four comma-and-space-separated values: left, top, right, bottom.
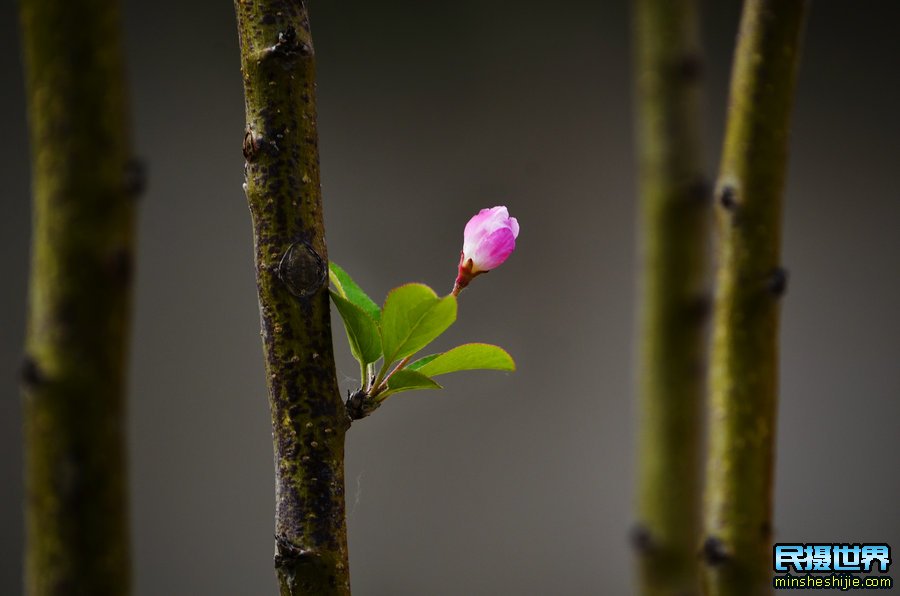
329, 263, 514, 417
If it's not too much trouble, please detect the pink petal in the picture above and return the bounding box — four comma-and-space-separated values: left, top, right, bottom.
463, 206, 512, 257
470, 227, 516, 271
508, 217, 519, 238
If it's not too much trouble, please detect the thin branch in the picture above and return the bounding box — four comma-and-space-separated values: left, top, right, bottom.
702, 1, 809, 593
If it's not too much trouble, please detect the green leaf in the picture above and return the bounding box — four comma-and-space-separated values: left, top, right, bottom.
380, 284, 457, 365
329, 290, 382, 366
407, 354, 440, 371
380, 369, 442, 399
329, 262, 381, 323
415, 343, 516, 377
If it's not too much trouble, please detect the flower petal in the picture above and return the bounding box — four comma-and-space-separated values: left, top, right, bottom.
463, 206, 512, 257
470, 227, 516, 272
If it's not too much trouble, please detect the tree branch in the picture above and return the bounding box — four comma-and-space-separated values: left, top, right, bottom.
233, 1, 352, 594
19, 0, 137, 593
633, 1, 709, 594
633, 0, 709, 594
702, 1, 809, 593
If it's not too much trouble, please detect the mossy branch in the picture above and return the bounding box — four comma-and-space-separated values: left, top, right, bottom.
702, 1, 809, 594
633, 1, 709, 594
19, 0, 137, 593
233, 1, 352, 594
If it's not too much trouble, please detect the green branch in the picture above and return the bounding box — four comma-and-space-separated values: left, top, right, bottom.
19, 0, 137, 593
233, 1, 352, 594
702, 1, 808, 593
633, 0, 709, 594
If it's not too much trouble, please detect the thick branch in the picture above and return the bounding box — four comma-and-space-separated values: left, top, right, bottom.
233, 2, 351, 594
703, 1, 808, 594
19, 0, 137, 593
633, 0, 709, 593
633, 1, 709, 594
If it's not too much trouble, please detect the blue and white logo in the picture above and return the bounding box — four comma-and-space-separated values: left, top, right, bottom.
774, 543, 891, 573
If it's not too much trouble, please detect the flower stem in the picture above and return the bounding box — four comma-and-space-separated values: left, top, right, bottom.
370, 361, 391, 395
702, 1, 808, 593
365, 363, 375, 391
374, 356, 412, 398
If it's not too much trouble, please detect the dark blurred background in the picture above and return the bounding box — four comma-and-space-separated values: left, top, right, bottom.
2, 1, 899, 594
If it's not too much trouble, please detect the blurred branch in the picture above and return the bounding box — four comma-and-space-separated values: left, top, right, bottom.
233, 1, 352, 594
19, 0, 138, 593
702, 1, 808, 593
632, 0, 709, 594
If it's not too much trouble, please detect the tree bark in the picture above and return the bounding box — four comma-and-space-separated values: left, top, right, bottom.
19, 0, 137, 593
233, 2, 352, 594
633, 1, 709, 594
702, 1, 809, 594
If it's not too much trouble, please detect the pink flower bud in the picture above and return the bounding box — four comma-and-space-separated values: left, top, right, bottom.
453, 206, 519, 294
